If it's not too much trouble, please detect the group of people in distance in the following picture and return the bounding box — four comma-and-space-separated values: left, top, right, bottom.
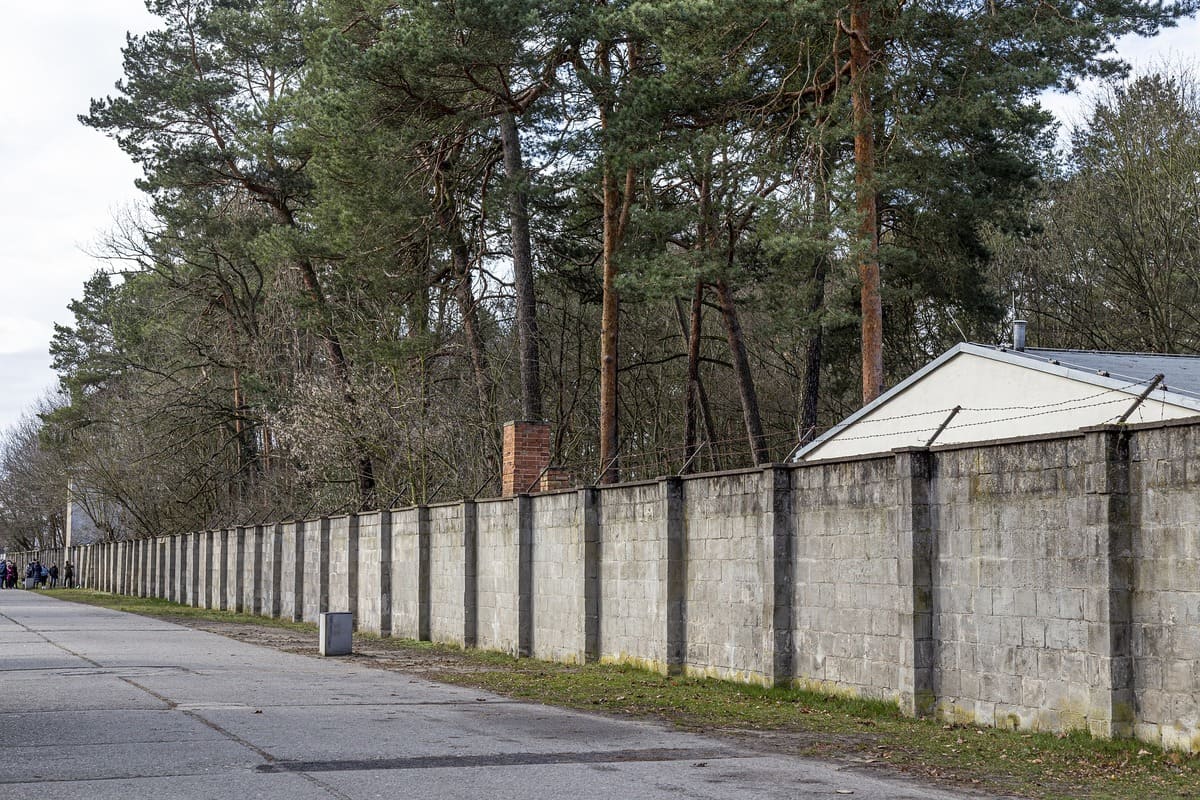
0, 559, 75, 590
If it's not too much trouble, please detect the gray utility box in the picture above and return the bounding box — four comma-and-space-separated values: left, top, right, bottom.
319, 612, 353, 656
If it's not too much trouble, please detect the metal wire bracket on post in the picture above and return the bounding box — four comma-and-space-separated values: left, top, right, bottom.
594, 440, 622, 486
925, 405, 962, 448
677, 441, 710, 476
525, 463, 552, 495
1116, 373, 1165, 424
784, 426, 817, 462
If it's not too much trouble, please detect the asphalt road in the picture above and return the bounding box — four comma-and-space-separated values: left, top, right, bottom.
0, 589, 988, 799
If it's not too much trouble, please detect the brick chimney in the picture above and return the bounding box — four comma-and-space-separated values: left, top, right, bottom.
502, 421, 551, 496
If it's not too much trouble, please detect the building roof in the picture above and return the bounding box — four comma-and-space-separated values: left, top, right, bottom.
999, 347, 1200, 399
791, 342, 1200, 461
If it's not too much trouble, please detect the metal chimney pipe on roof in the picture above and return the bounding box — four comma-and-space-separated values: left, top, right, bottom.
1013, 319, 1027, 352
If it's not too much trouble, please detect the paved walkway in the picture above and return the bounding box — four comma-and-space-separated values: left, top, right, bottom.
0, 590, 988, 799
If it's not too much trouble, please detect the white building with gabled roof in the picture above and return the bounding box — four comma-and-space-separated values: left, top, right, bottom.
793, 341, 1200, 462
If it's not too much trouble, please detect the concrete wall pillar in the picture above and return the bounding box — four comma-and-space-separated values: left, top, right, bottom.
378, 511, 393, 636
516, 495, 533, 657
761, 465, 795, 687
418, 506, 431, 640
291, 520, 306, 622
168, 536, 180, 603
122, 540, 132, 595
231, 526, 246, 613
661, 476, 686, 675
250, 525, 264, 616
217, 529, 229, 611
147, 542, 156, 597
157, 537, 167, 598
895, 447, 936, 717
144, 540, 152, 597
189, 533, 201, 607
318, 517, 331, 616
145, 539, 154, 597
347, 515, 360, 623
151, 539, 160, 597
202, 531, 216, 609
117, 541, 126, 595
581, 487, 601, 662
133, 539, 144, 597
1082, 426, 1135, 738
144, 542, 153, 597
146, 539, 155, 597
462, 501, 478, 649
269, 523, 283, 618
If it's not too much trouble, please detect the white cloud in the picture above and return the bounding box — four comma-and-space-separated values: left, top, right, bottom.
0, 1, 151, 431
1041, 17, 1200, 139
0, 317, 55, 356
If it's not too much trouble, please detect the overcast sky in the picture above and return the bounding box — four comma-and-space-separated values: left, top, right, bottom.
0, 4, 1198, 435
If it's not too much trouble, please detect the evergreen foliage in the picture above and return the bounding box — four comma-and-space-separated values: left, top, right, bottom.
2, 0, 1196, 539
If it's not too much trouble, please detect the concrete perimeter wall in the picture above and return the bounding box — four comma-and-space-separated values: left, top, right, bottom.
17, 419, 1200, 751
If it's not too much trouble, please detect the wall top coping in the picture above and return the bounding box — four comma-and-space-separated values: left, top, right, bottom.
476, 495, 519, 507
590, 477, 665, 490
423, 499, 470, 510
1079, 424, 1127, 434
678, 465, 768, 482
1122, 413, 1200, 433
928, 428, 1086, 454
787, 451, 898, 468
532, 486, 585, 498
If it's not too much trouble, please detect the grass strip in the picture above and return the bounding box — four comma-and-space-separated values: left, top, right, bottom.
47, 588, 1199, 799
47, 588, 315, 633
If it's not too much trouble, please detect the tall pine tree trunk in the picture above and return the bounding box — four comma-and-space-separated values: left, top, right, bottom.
596, 39, 637, 485
715, 279, 769, 465
431, 151, 497, 432
800, 143, 835, 441
599, 162, 622, 484
850, 0, 883, 404
682, 281, 705, 473
674, 294, 720, 466
446, 216, 496, 422
499, 111, 543, 422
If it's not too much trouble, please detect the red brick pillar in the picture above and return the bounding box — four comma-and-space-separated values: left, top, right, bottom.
502, 421, 551, 496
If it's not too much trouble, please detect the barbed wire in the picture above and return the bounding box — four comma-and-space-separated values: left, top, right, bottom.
816, 378, 1151, 440
809, 389, 1150, 446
